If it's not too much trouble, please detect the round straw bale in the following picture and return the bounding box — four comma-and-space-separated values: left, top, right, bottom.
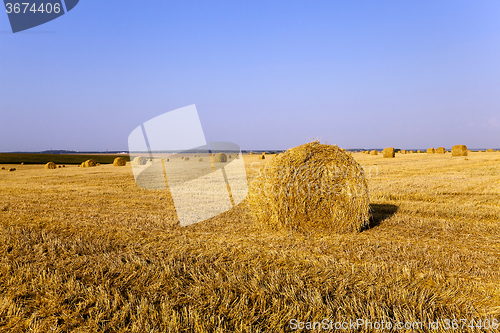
9, 168, 16, 172
248, 142, 369, 233
83, 159, 97, 167
113, 157, 127, 166
417, 150, 421, 153
132, 156, 147, 165
184, 157, 190, 161
370, 150, 378, 155
62, 165, 65, 167
228, 154, 232, 158
249, 152, 254, 155
213, 153, 227, 163
427, 148, 436, 154
21, 162, 24, 165
166, 159, 169, 162
259, 155, 266, 159
400, 149, 406, 154
364, 151, 369, 154
486, 149, 494, 152
1, 167, 4, 170
198, 158, 203, 162
45, 162, 57, 169
382, 147, 395, 158
452, 145, 468, 156
436, 147, 446, 154
96, 163, 101, 166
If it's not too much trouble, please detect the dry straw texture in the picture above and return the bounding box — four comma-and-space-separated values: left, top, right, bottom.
427, 148, 436, 154
370, 150, 378, 155
486, 149, 494, 152
248, 141, 370, 233
184, 157, 190, 161
45, 162, 56, 170
452, 145, 468, 156
213, 153, 227, 163
436, 147, 446, 154
113, 157, 127, 166
83, 159, 97, 168
132, 156, 147, 165
382, 147, 395, 158
365, 151, 370, 154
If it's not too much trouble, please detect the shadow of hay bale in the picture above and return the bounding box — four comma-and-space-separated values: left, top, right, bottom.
361, 203, 398, 231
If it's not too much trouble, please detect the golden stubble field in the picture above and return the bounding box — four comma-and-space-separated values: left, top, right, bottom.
0, 152, 500, 332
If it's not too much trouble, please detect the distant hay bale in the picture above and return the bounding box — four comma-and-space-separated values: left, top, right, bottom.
427, 148, 435, 154
62, 165, 65, 167
96, 163, 101, 166
83, 159, 97, 167
486, 149, 494, 152
228, 154, 232, 158
250, 152, 254, 155
259, 155, 266, 159
417, 150, 421, 153
213, 153, 227, 163
166, 159, 169, 162
198, 158, 203, 162
370, 150, 378, 155
45, 162, 57, 169
58, 165, 61, 168
1, 167, 4, 170
9, 168, 16, 172
382, 147, 395, 158
248, 141, 370, 233
364, 151, 369, 154
436, 147, 446, 154
184, 157, 190, 161
21, 162, 24, 165
452, 145, 468, 156
113, 157, 127, 166
132, 156, 147, 165
181, 156, 184, 159
400, 149, 406, 154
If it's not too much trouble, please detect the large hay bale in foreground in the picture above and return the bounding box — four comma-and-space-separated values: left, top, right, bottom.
427, 148, 435, 154
132, 156, 147, 165
213, 153, 227, 163
370, 150, 378, 155
45, 162, 56, 169
113, 157, 127, 166
382, 147, 395, 158
452, 145, 468, 156
248, 142, 370, 233
83, 159, 97, 167
436, 147, 446, 154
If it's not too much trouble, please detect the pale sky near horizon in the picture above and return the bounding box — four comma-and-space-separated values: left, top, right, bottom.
1, 1, 499, 152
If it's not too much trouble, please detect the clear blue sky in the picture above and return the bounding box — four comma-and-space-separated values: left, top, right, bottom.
1, 1, 499, 151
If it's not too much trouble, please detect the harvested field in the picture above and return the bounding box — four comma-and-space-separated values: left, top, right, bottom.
0, 152, 500, 331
